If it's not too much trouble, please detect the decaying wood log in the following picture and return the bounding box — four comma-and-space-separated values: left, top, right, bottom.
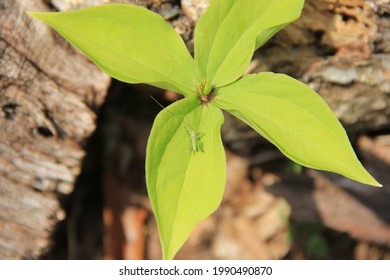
0, 0, 110, 259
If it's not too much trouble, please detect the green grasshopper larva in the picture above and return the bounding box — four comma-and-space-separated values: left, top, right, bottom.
150, 96, 204, 155
185, 126, 204, 154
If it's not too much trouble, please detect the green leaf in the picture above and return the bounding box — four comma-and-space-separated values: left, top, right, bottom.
146, 97, 226, 259
213, 73, 381, 187
194, 0, 304, 87
28, 4, 197, 96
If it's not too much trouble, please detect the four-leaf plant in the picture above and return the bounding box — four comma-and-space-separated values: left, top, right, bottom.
29, 0, 381, 260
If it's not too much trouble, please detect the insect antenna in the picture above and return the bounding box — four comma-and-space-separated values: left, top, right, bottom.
150, 95, 168, 110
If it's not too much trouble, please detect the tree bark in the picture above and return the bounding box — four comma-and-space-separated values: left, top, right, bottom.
0, 0, 110, 259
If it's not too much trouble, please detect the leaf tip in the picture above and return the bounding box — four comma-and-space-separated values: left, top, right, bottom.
161, 238, 178, 260
356, 170, 382, 187
26, 11, 50, 21
25, 11, 36, 17
369, 180, 382, 188
162, 250, 174, 261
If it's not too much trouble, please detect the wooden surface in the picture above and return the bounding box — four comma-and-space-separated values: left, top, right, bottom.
0, 0, 110, 259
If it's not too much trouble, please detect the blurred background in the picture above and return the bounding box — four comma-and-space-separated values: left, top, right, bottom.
0, 0, 389, 260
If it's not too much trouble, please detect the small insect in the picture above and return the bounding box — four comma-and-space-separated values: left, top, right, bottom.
186, 126, 204, 155
150, 95, 205, 155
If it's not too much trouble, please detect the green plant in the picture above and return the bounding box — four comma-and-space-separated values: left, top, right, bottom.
28, 0, 381, 259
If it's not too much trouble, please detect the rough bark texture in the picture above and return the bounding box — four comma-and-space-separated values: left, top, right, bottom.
0, 0, 110, 259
